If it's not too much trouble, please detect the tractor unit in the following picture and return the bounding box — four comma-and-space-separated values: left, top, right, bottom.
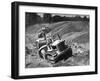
36, 27, 72, 63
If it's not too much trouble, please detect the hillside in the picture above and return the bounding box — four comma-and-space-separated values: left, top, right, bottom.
25, 21, 90, 68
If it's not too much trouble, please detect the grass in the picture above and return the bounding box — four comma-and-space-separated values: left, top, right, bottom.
25, 21, 89, 68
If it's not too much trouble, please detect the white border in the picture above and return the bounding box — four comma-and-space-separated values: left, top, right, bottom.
19, 5, 95, 76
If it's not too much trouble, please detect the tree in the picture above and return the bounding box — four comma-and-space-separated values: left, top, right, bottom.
25, 13, 38, 27
43, 13, 52, 23
52, 15, 62, 22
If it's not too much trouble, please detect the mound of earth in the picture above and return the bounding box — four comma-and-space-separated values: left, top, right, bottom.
25, 21, 89, 68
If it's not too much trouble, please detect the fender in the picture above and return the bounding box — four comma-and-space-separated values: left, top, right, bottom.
38, 45, 48, 59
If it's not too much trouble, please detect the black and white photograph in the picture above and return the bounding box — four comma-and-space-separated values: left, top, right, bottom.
11, 1, 97, 79
25, 12, 90, 68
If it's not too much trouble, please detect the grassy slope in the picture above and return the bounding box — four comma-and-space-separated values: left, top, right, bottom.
26, 21, 89, 43
25, 21, 89, 68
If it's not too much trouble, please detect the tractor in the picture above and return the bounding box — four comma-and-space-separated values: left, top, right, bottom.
36, 27, 72, 63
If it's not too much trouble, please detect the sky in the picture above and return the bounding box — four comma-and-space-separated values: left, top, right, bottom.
37, 13, 89, 18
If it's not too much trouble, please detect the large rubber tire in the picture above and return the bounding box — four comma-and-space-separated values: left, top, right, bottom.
38, 45, 48, 59
39, 50, 44, 59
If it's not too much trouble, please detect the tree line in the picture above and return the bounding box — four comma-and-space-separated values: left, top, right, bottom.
25, 13, 89, 27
